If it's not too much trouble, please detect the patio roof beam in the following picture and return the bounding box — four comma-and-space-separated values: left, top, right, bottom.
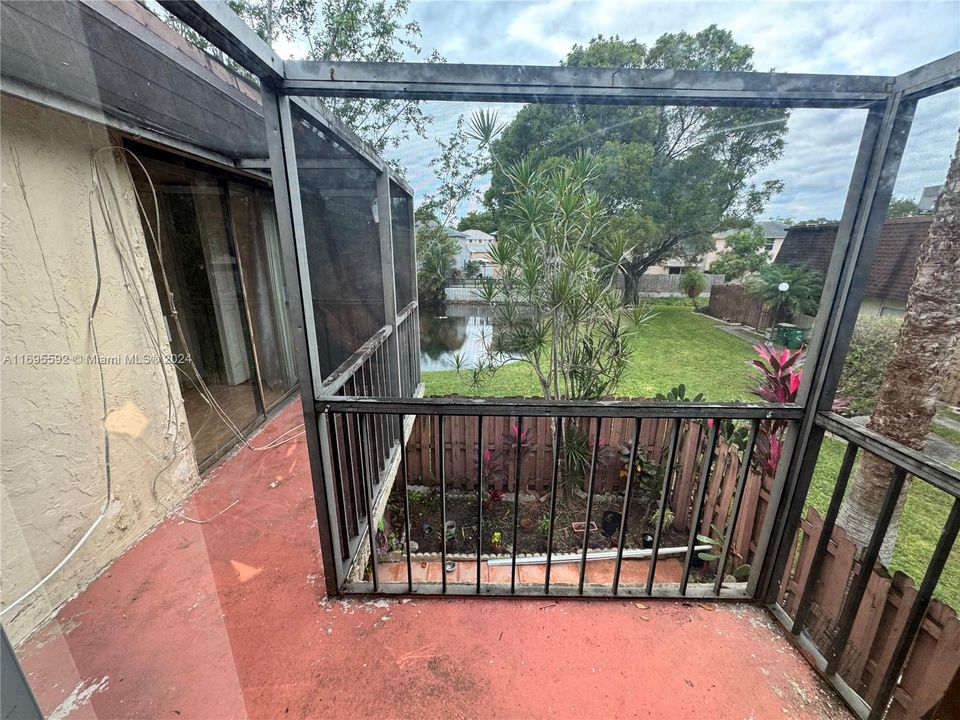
893, 51, 960, 100
282, 61, 893, 108
156, 0, 283, 81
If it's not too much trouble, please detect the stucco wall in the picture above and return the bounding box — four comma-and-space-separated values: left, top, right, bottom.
1, 96, 199, 644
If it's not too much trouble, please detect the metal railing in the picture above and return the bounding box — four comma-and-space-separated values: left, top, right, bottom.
315, 395, 802, 598
396, 301, 421, 398
318, 325, 406, 582
770, 411, 960, 720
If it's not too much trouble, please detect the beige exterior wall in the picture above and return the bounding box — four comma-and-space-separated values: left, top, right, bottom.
1, 96, 199, 644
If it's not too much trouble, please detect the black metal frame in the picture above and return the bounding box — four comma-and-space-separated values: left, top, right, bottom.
327, 399, 781, 601
153, 4, 960, 716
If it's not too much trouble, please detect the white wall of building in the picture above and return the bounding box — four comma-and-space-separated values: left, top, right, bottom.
1, 97, 199, 643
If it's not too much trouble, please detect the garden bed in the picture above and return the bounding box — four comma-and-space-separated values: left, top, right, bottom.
383, 482, 688, 557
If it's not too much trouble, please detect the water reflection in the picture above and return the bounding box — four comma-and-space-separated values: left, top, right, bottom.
419, 303, 495, 371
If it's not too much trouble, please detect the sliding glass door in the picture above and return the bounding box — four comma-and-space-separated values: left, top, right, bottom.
131, 147, 297, 466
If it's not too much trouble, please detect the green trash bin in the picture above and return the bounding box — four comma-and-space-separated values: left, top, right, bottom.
773, 323, 804, 350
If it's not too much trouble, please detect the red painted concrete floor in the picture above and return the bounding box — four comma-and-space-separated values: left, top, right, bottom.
18, 400, 852, 719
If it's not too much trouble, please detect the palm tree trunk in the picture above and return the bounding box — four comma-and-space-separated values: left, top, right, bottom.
836, 131, 960, 564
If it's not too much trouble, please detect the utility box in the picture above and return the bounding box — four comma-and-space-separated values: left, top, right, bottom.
773, 323, 805, 349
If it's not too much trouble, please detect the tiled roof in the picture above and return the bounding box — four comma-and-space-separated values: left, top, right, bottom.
776, 216, 933, 302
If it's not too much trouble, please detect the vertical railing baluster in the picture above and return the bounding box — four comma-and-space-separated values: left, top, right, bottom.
373, 348, 386, 472
613, 418, 643, 595
713, 419, 760, 596
544, 416, 563, 594
358, 411, 379, 591
348, 379, 367, 518
681, 420, 719, 595
793, 441, 860, 635
826, 466, 908, 675
510, 416, 524, 595
438, 414, 447, 594
400, 420, 413, 593
867, 498, 960, 720
578, 418, 603, 595
647, 420, 681, 595
476, 417, 484, 595
327, 409, 350, 551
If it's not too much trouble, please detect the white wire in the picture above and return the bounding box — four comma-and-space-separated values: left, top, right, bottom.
0, 197, 112, 618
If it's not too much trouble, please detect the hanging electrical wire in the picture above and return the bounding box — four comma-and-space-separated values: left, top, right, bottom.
2, 143, 308, 618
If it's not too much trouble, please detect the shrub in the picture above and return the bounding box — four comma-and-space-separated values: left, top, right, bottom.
679, 269, 708, 306
836, 315, 902, 415
746, 264, 822, 321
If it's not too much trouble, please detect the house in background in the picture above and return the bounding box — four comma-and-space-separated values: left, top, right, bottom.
775, 216, 933, 318
918, 184, 943, 214
460, 228, 498, 277
647, 220, 788, 275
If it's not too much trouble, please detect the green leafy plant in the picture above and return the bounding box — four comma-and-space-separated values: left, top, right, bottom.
651, 506, 675, 528
696, 527, 750, 581
708, 225, 772, 281
746, 264, 823, 321
836, 315, 902, 415
679, 269, 708, 307
655, 384, 704, 403
559, 422, 617, 500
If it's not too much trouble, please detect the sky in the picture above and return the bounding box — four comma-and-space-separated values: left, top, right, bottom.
278, 0, 960, 221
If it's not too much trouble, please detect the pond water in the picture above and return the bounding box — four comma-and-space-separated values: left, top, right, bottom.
419, 303, 496, 372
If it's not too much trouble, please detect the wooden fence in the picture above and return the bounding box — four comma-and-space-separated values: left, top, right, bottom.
778, 509, 960, 719
637, 273, 724, 296
404, 410, 960, 714
404, 413, 769, 564
707, 282, 773, 332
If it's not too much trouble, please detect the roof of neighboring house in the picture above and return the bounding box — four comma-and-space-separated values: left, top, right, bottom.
918, 185, 942, 214
759, 220, 788, 239
715, 220, 788, 241
462, 229, 495, 242
776, 216, 933, 302
444, 227, 467, 239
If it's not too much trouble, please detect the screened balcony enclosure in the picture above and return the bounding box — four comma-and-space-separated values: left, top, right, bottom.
2, 1, 959, 718
145, 8, 960, 714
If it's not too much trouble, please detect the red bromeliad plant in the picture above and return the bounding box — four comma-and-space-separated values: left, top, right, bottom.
478, 424, 533, 505
750, 344, 804, 477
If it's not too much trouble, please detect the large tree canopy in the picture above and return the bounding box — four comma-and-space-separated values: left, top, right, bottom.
483, 28, 789, 302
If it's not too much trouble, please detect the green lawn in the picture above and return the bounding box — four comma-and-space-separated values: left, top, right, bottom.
930, 420, 960, 446
423, 304, 959, 608
423, 305, 759, 401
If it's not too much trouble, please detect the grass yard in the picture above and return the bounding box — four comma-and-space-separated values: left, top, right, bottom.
421, 303, 959, 608
423, 305, 759, 401
931, 420, 960, 446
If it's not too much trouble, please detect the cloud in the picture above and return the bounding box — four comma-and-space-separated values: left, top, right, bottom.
393, 0, 959, 219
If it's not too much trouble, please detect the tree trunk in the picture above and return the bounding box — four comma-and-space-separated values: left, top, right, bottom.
622, 269, 639, 305
836, 131, 960, 564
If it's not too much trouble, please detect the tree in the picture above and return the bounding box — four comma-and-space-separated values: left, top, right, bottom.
482, 28, 788, 303
836, 134, 960, 563
157, 0, 442, 156
466, 152, 651, 402
746, 264, 822, 321
680, 269, 708, 307
415, 207, 459, 304
887, 196, 921, 218
708, 225, 772, 281
457, 210, 498, 234
463, 260, 482, 279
